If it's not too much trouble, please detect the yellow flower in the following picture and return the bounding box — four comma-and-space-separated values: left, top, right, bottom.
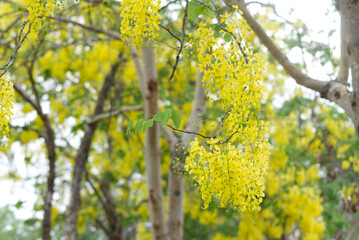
0, 76, 14, 139
120, 0, 162, 47
342, 160, 350, 170
185, 16, 270, 212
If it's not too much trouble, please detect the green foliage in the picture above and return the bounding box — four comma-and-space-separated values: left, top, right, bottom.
188, 0, 215, 21
127, 108, 182, 135
2, 0, 359, 239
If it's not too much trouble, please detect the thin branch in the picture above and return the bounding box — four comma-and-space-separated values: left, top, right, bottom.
194, 0, 248, 62
0, 15, 23, 39
215, 105, 232, 138
0, 20, 31, 77
159, 24, 181, 42
26, 37, 45, 108
218, 125, 240, 145
50, 16, 122, 40
89, 105, 143, 124
159, 0, 178, 11
245, 1, 292, 25
94, 218, 110, 236
223, 0, 328, 92
167, 124, 212, 139
85, 172, 107, 208
13, 82, 44, 120
168, 0, 189, 80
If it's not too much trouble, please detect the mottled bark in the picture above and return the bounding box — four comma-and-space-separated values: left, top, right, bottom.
337, 0, 359, 134
130, 41, 169, 239
65, 57, 122, 240
337, 12, 349, 84
167, 71, 206, 240
142, 44, 169, 240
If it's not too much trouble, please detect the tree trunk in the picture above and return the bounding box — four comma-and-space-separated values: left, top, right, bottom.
13, 82, 57, 240
42, 117, 56, 240
167, 71, 206, 240
65, 58, 122, 240
141, 43, 169, 240
100, 180, 123, 240
336, 0, 359, 135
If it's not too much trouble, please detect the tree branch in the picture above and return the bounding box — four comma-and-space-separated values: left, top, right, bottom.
166, 124, 211, 139
50, 16, 122, 40
0, 20, 31, 77
13, 82, 44, 119
89, 105, 143, 124
194, 0, 248, 62
168, 0, 189, 80
224, 0, 329, 92
65, 54, 123, 240
215, 105, 232, 138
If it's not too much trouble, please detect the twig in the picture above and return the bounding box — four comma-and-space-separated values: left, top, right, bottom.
50, 16, 122, 40
215, 105, 232, 138
166, 124, 212, 139
159, 0, 178, 11
85, 172, 107, 207
27, 37, 45, 107
193, 0, 248, 63
0, 20, 31, 77
13, 82, 44, 120
218, 126, 255, 158
159, 24, 181, 42
89, 105, 143, 124
168, 0, 189, 80
245, 1, 292, 25
0, 15, 23, 39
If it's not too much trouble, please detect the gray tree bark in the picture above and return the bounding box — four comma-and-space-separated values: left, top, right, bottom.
166, 71, 206, 240
130, 41, 169, 240
65, 56, 122, 240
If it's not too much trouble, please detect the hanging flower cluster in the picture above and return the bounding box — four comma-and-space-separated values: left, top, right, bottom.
185, 10, 270, 212
0, 76, 14, 139
26, 0, 56, 30
120, 0, 161, 47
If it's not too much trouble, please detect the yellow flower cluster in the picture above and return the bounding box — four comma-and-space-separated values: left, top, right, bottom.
26, 0, 55, 30
342, 156, 359, 172
185, 13, 270, 211
0, 76, 14, 139
281, 186, 325, 239
120, 0, 161, 47
239, 208, 283, 240
238, 185, 325, 240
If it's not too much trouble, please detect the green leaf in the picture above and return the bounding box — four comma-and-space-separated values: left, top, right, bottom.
172, 109, 182, 129
224, 33, 232, 42
160, 109, 172, 128
153, 111, 163, 122
135, 119, 144, 135
143, 119, 154, 133
24, 218, 38, 226
188, 1, 205, 20
103, 171, 116, 182
126, 119, 134, 135
203, 7, 215, 19
15, 201, 24, 209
